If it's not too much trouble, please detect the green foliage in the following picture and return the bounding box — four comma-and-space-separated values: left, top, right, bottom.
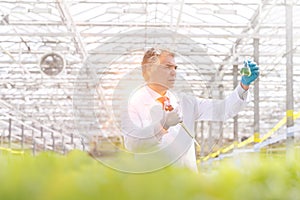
0, 150, 300, 200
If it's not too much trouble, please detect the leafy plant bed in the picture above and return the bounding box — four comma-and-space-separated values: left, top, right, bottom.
0, 150, 299, 200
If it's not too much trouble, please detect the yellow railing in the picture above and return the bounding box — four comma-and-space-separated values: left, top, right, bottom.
201, 111, 300, 162
0, 147, 24, 155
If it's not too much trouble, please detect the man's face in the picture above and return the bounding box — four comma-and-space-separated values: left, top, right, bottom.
148, 54, 177, 89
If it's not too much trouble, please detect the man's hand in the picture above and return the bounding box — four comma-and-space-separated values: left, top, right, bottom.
241, 60, 260, 90
160, 108, 182, 130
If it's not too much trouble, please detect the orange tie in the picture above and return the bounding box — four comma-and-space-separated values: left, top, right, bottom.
156, 96, 174, 111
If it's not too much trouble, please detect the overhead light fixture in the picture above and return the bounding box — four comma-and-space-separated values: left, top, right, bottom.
12, 5, 28, 13
190, 45, 208, 53
106, 7, 123, 14
112, 46, 128, 52
213, 9, 237, 15
28, 7, 52, 14
191, 47, 207, 53
196, 8, 213, 15
123, 7, 147, 14
52, 45, 70, 51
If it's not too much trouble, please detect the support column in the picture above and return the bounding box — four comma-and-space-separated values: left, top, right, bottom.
8, 118, 12, 148
218, 84, 224, 146
233, 63, 239, 144
253, 38, 260, 143
285, 0, 294, 156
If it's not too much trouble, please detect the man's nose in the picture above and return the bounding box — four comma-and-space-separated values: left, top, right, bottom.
170, 68, 176, 75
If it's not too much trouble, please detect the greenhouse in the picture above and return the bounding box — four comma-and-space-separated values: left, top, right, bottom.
0, 0, 300, 199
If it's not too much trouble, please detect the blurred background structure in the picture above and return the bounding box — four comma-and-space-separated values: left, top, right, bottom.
0, 0, 299, 162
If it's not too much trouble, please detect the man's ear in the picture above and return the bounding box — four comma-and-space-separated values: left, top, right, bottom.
148, 55, 160, 65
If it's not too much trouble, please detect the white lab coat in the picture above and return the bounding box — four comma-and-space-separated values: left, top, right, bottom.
121, 84, 250, 172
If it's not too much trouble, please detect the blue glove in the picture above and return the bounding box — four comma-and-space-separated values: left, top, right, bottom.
241, 60, 259, 86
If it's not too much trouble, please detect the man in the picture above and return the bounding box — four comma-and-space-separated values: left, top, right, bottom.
121, 48, 259, 172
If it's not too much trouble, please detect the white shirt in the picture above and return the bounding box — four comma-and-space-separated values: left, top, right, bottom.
121, 84, 250, 172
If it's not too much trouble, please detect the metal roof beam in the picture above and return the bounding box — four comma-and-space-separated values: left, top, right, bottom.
0, 32, 290, 39
56, 0, 87, 59
5, 22, 299, 29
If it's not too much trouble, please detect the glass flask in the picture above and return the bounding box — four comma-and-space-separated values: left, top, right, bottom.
240, 59, 252, 76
